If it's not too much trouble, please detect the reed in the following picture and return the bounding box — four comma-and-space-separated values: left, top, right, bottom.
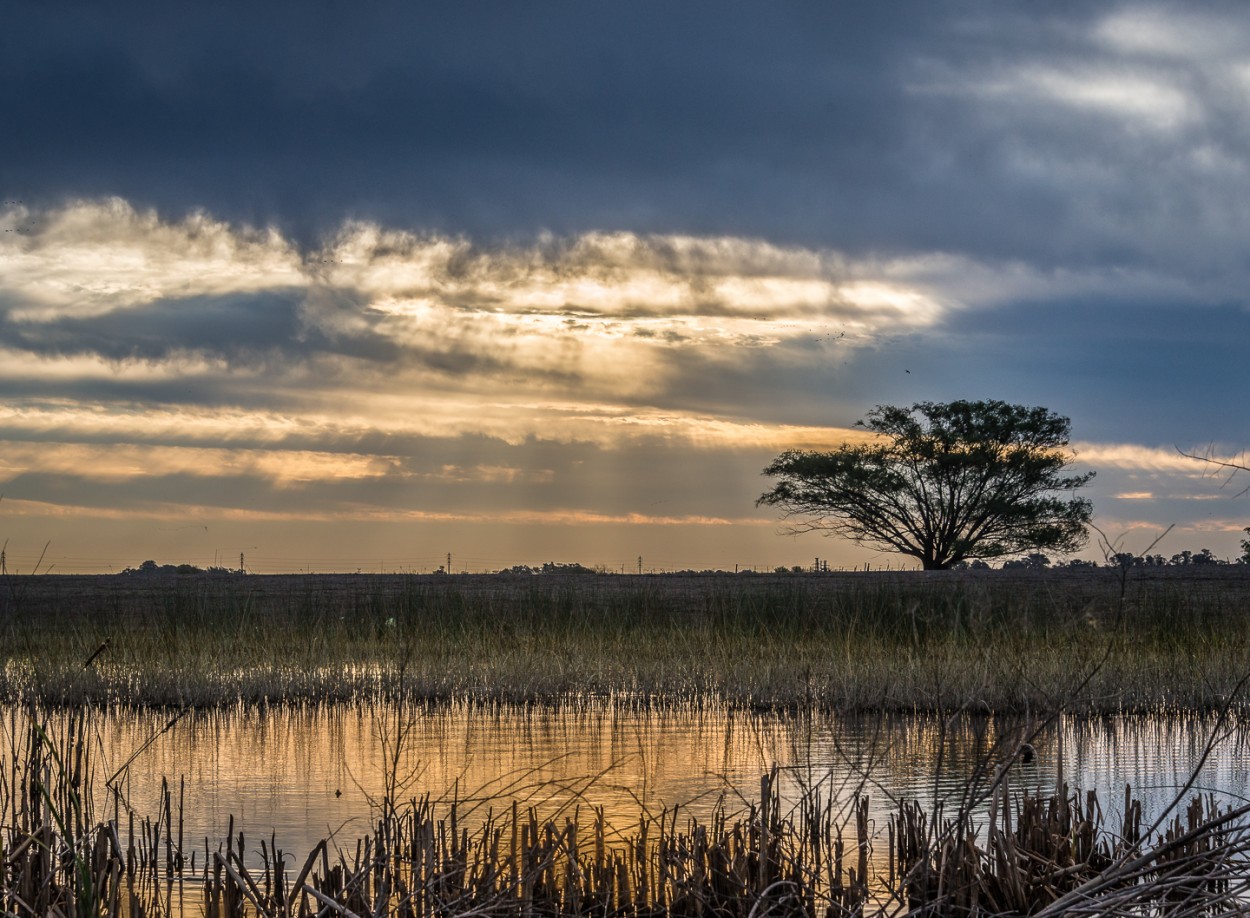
4, 707, 1250, 917
1, 568, 1249, 712
892, 781, 1250, 915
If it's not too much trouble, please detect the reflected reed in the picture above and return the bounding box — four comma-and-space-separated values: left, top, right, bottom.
5, 705, 1250, 917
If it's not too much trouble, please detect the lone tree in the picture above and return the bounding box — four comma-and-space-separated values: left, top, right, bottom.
758, 400, 1094, 570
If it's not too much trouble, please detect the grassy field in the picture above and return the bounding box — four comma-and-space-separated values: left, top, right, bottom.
1, 567, 1249, 712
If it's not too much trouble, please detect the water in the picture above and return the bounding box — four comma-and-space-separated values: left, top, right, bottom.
16, 700, 1250, 870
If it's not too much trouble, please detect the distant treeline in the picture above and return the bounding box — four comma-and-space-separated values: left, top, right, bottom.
961, 546, 1249, 571
116, 545, 1250, 578
117, 527, 1250, 576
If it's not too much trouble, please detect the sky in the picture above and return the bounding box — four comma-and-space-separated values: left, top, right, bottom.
1, 2, 1248, 573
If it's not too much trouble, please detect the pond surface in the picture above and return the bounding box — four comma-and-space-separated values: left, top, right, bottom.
19, 700, 1250, 872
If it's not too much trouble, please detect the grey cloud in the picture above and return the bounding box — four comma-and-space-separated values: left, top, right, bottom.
11, 3, 1250, 283
0, 371, 317, 412
935, 299, 1250, 446
0, 282, 572, 387
0, 291, 307, 362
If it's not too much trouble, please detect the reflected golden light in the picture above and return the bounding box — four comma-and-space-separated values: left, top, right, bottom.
19, 703, 1241, 905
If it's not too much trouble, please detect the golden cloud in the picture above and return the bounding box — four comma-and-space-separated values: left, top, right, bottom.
0, 201, 969, 418
0, 199, 302, 321
1072, 442, 1213, 473
0, 440, 398, 484
0, 401, 864, 453
0, 496, 769, 528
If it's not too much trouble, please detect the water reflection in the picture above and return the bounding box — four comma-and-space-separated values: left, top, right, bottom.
14, 702, 1250, 869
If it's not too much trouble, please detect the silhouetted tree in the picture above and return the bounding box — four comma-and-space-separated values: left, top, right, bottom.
950, 559, 992, 570
1057, 558, 1099, 570
1240, 528, 1250, 565
1002, 552, 1051, 570
758, 400, 1094, 570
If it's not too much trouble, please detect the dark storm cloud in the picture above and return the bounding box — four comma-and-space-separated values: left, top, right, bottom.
937, 299, 1250, 446
0, 3, 1108, 255
8, 3, 1250, 272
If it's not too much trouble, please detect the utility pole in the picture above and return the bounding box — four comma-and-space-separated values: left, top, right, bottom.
447, 552, 452, 574
637, 555, 642, 575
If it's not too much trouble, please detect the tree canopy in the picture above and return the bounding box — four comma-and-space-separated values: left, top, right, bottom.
757, 400, 1095, 570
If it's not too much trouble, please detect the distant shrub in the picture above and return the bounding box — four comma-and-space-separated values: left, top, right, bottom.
539, 562, 596, 575
121, 560, 243, 576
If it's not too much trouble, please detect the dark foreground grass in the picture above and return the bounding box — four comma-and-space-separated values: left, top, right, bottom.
2, 568, 1249, 712
5, 705, 1250, 917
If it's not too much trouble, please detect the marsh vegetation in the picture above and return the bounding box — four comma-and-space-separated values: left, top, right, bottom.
6, 702, 1250, 917
4, 566, 1250, 913
2, 568, 1249, 712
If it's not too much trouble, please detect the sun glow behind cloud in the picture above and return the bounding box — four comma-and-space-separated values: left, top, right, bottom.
0, 200, 937, 568
1, 200, 301, 322
0, 198, 945, 408
0, 198, 1244, 570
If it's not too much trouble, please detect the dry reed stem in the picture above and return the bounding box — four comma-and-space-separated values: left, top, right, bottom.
5, 709, 1250, 917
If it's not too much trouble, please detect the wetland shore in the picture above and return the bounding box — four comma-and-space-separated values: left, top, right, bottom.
2, 567, 1248, 712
